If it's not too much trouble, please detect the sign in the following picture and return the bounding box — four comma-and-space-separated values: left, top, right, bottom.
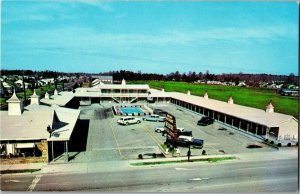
164, 113, 177, 140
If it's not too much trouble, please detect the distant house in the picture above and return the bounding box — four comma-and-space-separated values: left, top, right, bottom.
238, 81, 247, 87
280, 89, 299, 97
38, 80, 47, 86
1, 81, 13, 94
41, 78, 55, 85
91, 76, 113, 86
14, 80, 32, 89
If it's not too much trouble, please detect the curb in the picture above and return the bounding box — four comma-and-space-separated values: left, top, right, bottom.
130, 155, 237, 166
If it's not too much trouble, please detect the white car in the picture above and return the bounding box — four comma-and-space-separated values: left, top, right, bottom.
177, 128, 185, 132
178, 135, 194, 142
117, 116, 141, 125
155, 126, 165, 133
143, 114, 166, 122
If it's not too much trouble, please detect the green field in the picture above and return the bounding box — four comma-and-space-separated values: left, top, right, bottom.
130, 81, 299, 118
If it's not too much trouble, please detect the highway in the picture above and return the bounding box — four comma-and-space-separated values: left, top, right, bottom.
1, 157, 298, 192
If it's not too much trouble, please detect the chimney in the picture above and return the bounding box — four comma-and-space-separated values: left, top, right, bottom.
266, 101, 274, 113
228, 96, 234, 104
121, 79, 126, 85
187, 90, 191, 95
204, 92, 208, 99
7, 90, 23, 115
45, 92, 50, 99
30, 89, 40, 105
161, 88, 165, 93
54, 89, 58, 96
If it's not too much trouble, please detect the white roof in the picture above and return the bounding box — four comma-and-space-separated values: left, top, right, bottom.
92, 84, 149, 90
7, 91, 21, 103
2, 82, 13, 88
31, 89, 39, 98
0, 104, 80, 141
41, 91, 74, 106
148, 89, 168, 98
168, 92, 296, 128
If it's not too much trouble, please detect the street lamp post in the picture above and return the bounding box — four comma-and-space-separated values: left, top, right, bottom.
187, 143, 191, 162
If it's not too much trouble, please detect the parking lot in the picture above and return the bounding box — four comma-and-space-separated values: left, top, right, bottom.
69, 103, 276, 163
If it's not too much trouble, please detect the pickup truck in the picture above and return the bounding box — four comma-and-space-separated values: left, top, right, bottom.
165, 137, 204, 149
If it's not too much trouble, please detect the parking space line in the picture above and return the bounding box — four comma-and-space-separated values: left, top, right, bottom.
93, 146, 157, 151
27, 174, 42, 192
141, 123, 164, 146
109, 119, 127, 159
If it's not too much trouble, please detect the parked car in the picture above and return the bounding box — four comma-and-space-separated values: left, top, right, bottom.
161, 127, 190, 136
177, 130, 192, 137
178, 135, 193, 142
190, 139, 204, 149
143, 114, 166, 122
197, 117, 214, 126
177, 128, 185, 132
153, 109, 168, 116
155, 126, 165, 133
117, 116, 141, 125
165, 137, 204, 149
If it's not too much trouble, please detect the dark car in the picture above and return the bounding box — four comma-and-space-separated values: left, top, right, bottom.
197, 117, 214, 126
191, 139, 204, 149
165, 137, 204, 149
153, 109, 168, 116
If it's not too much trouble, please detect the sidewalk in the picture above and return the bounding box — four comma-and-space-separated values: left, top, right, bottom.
1, 148, 297, 175
0, 163, 46, 174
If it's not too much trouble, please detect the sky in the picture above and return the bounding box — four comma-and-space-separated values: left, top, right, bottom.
1, 1, 299, 75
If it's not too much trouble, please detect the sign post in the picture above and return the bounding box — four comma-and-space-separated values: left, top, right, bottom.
164, 113, 178, 156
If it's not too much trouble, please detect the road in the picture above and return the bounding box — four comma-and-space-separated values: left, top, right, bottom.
1, 157, 298, 192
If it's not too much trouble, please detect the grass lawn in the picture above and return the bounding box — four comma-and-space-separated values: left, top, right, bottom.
130, 81, 298, 118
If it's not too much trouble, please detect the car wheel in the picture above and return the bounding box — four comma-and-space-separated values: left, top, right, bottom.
126, 122, 129, 125
137, 120, 141, 124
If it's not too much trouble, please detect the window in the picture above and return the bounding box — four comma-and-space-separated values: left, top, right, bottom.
284, 135, 290, 140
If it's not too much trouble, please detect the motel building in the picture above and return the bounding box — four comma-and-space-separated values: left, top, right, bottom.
0, 90, 80, 163
74, 81, 298, 147
166, 91, 298, 147
0, 80, 298, 164
75, 79, 150, 105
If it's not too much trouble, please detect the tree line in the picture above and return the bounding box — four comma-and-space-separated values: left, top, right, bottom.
102, 70, 298, 86
1, 69, 298, 87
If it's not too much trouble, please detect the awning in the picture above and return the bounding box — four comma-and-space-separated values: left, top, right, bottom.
16, 143, 35, 148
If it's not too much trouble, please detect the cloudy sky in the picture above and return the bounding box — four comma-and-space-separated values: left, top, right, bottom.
1, 1, 299, 75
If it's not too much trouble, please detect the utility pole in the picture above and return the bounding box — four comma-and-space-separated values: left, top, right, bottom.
187, 143, 191, 161
22, 71, 26, 106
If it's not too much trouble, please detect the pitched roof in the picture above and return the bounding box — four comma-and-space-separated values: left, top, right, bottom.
6, 91, 21, 103
0, 104, 80, 141
168, 92, 295, 128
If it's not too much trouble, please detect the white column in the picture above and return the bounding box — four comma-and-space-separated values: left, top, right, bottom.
64, 141, 68, 163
